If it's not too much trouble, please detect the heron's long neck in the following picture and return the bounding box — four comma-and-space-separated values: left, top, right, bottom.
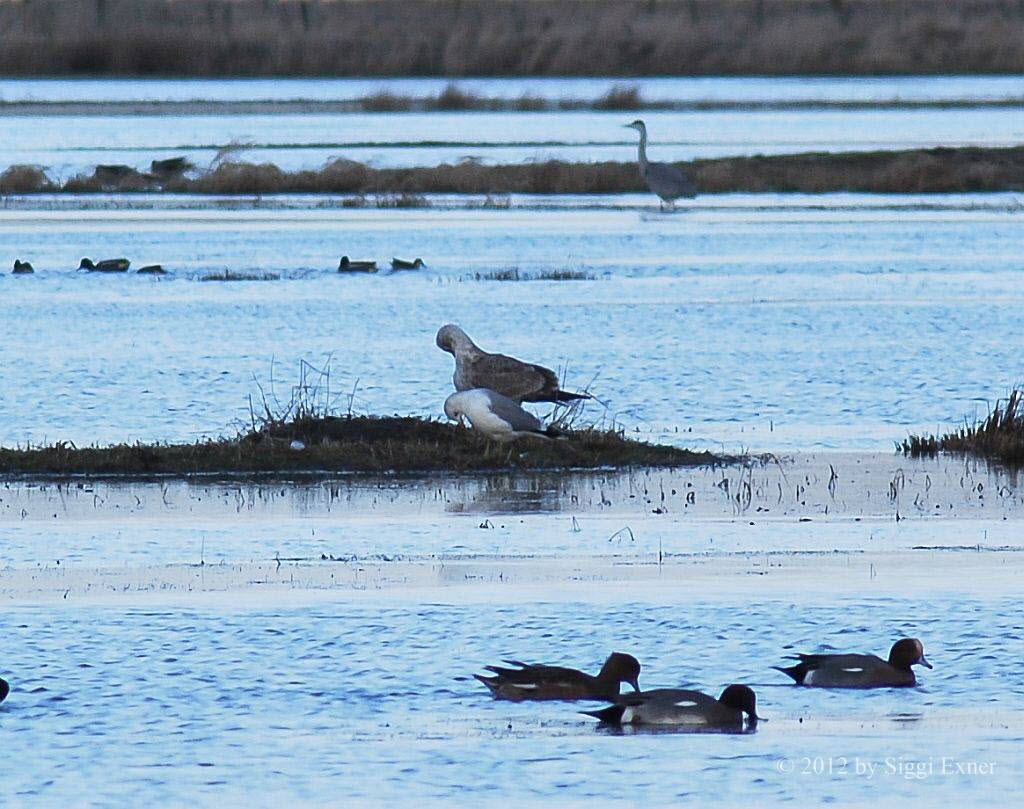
635, 128, 649, 171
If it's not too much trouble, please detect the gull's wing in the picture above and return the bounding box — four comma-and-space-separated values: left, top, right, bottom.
468, 352, 558, 402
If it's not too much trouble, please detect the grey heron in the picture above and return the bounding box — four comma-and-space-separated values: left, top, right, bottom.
624, 119, 696, 211
436, 323, 591, 403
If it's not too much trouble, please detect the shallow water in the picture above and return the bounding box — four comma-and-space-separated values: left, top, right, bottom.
7, 106, 1024, 176
2, 597, 1020, 806
2, 75, 1022, 807
4, 75, 1024, 175
1, 193, 1022, 451
2, 455, 1022, 568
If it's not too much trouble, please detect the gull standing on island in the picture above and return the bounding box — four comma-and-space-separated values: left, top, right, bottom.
435, 324, 591, 403
444, 389, 560, 443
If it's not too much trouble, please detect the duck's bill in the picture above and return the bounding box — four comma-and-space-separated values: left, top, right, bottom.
919, 655, 933, 669
628, 678, 641, 692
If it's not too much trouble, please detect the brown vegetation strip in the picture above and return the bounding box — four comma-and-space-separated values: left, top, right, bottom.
5, 146, 1024, 196
4, 1, 1024, 76
901, 390, 1024, 466
6, 95, 1024, 117
0, 416, 725, 478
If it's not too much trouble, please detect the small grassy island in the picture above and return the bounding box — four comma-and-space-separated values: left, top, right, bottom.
0, 415, 727, 479
900, 390, 1024, 466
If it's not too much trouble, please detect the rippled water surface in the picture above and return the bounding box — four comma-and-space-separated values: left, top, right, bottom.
3, 597, 1020, 806
1, 194, 1022, 451
2, 76, 1021, 807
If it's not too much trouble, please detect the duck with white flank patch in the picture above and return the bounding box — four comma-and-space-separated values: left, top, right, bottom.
774, 638, 932, 688
474, 653, 641, 701
584, 685, 760, 729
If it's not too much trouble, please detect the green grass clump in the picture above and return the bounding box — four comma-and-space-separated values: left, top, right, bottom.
900, 389, 1024, 465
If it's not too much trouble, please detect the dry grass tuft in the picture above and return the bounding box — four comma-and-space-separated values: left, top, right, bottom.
594, 85, 645, 110
0, 164, 55, 193
901, 390, 1024, 466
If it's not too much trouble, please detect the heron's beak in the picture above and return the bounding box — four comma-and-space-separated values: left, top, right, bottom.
918, 654, 933, 669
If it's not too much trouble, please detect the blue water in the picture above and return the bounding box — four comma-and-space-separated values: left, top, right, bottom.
2, 598, 1020, 806
2, 76, 1021, 808
0, 194, 1021, 452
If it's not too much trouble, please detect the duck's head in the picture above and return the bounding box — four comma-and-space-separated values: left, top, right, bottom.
601, 652, 641, 692
719, 684, 761, 722
889, 638, 931, 670
339, 256, 351, 268
78, 258, 95, 270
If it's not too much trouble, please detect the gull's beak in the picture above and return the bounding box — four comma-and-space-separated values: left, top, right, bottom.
919, 654, 933, 669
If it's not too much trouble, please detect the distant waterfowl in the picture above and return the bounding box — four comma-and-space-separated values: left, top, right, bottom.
474, 652, 641, 701
136, 265, 167, 275
79, 257, 130, 273
584, 685, 760, 728
444, 389, 559, 443
0, 676, 8, 703
624, 119, 696, 211
436, 323, 591, 403
150, 157, 193, 178
774, 638, 932, 688
338, 256, 377, 273
12, 259, 34, 274
391, 257, 425, 270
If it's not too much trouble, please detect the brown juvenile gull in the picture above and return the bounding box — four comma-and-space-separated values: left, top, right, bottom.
435, 324, 590, 403
444, 389, 559, 443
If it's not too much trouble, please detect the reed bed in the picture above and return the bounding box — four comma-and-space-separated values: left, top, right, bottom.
901, 390, 1024, 466
7, 146, 1024, 196
3, 1, 1024, 76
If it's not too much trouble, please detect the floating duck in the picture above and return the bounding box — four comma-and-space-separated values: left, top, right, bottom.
774, 638, 932, 688
12, 259, 34, 274
150, 157, 193, 178
0, 676, 8, 703
338, 256, 377, 273
584, 685, 761, 729
79, 257, 130, 273
391, 257, 425, 270
473, 652, 641, 701
136, 265, 168, 275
